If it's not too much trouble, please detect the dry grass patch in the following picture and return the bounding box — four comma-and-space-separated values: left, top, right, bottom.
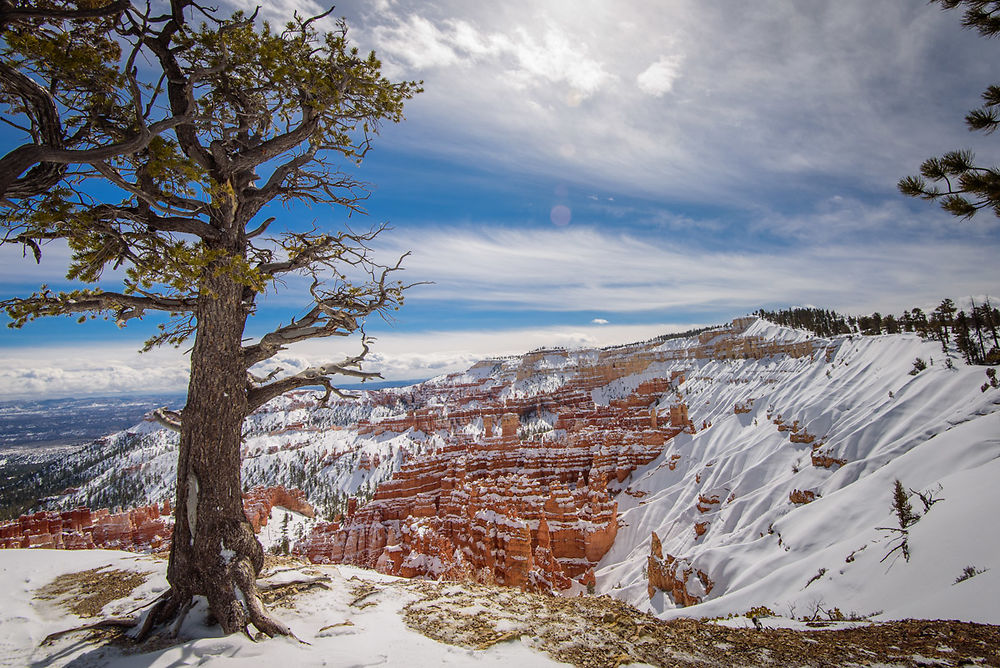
34, 565, 148, 618
399, 580, 1000, 668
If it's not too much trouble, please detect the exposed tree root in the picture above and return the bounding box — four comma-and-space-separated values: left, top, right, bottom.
132, 594, 168, 641
38, 575, 326, 650
168, 598, 194, 639
349, 582, 382, 608
41, 618, 138, 646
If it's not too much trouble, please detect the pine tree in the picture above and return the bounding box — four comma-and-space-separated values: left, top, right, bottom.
892, 479, 919, 529
970, 298, 989, 360
983, 297, 1000, 349
933, 299, 958, 349
0, 1, 419, 638
899, 1, 1000, 219
280, 512, 290, 555
955, 310, 978, 363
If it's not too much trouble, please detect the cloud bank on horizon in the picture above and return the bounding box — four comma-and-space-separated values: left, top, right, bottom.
2, 0, 999, 399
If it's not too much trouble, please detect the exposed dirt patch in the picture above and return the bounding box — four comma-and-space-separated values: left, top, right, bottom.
262, 553, 309, 571
347, 577, 383, 609
401, 580, 1000, 667
259, 576, 332, 609
34, 565, 149, 618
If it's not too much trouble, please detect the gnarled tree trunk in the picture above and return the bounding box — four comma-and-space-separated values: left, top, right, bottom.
156, 265, 289, 637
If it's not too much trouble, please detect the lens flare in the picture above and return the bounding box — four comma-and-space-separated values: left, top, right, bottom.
550, 205, 571, 226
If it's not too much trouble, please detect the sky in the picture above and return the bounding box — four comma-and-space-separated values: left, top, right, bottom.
2, 0, 1000, 399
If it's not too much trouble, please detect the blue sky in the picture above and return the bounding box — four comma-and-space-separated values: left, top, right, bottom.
2, 0, 1000, 398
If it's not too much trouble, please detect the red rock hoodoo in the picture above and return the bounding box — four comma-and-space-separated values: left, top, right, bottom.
0, 485, 313, 553
647, 531, 714, 606
0, 501, 172, 551
295, 360, 692, 591
296, 319, 814, 591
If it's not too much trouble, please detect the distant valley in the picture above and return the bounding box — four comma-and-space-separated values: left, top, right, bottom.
0, 394, 185, 451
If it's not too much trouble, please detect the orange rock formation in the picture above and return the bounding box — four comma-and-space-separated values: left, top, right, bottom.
242, 485, 316, 532
0, 485, 313, 553
295, 370, 687, 591
647, 531, 714, 606
811, 449, 847, 469
789, 489, 816, 505
0, 501, 171, 551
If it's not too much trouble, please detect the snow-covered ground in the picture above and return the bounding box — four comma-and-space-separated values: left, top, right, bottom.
598, 331, 1000, 625
3, 546, 997, 668
0, 548, 565, 668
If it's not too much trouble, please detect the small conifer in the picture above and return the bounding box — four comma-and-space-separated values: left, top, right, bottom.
891, 479, 919, 529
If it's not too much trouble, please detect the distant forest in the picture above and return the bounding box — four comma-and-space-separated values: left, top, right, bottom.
757, 298, 1000, 365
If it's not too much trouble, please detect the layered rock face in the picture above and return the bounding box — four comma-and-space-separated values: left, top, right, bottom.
243, 485, 315, 532
0, 485, 312, 552
294, 318, 820, 591
294, 432, 650, 591
0, 501, 172, 551
295, 364, 689, 591
647, 531, 714, 606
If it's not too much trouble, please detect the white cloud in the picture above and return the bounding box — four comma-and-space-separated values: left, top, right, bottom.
636, 55, 683, 96
371, 13, 611, 100
214, 1, 998, 205
369, 1, 997, 204
0, 322, 701, 399
592, 318, 610, 325
447, 19, 507, 57
507, 27, 611, 96
0, 343, 190, 400
371, 15, 462, 69
376, 222, 1000, 317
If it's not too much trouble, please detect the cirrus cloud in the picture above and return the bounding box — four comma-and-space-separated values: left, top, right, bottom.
636, 55, 683, 96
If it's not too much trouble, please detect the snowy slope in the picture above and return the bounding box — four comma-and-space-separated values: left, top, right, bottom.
39, 389, 433, 519
597, 331, 1000, 624
3, 542, 997, 667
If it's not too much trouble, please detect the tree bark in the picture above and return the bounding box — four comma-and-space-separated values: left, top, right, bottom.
161, 265, 288, 637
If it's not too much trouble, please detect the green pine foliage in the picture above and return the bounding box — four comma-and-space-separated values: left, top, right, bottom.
891, 479, 920, 529
754, 307, 852, 337
899, 1, 1000, 219
757, 296, 1000, 365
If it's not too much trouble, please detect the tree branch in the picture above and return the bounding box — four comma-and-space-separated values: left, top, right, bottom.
2, 288, 197, 328
0, 61, 65, 200
256, 229, 367, 277
152, 406, 183, 432
246, 340, 378, 412
241, 302, 357, 368
82, 199, 219, 239
0, 0, 129, 27
140, 8, 213, 171
0, 85, 190, 201
227, 101, 321, 175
